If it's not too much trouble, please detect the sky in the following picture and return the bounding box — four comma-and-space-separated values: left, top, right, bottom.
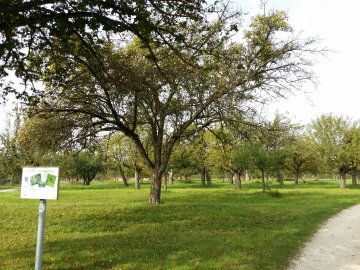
235, 0, 360, 125
1, 0, 359, 131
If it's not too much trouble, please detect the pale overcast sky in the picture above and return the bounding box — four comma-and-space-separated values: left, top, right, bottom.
235, 0, 360, 125
1, 0, 359, 131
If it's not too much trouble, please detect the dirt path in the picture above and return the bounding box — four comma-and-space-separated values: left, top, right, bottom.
288, 204, 360, 270
0, 187, 20, 192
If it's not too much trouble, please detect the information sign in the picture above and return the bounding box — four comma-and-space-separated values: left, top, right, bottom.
21, 167, 59, 200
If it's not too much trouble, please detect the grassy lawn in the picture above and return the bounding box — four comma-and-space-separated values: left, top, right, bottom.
1, 179, 360, 270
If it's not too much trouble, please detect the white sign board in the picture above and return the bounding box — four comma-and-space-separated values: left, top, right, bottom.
21, 167, 59, 200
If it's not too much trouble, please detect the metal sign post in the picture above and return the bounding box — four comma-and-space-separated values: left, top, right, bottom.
35, 199, 47, 270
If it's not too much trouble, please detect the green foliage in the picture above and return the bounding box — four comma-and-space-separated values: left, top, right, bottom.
63, 151, 106, 185
309, 114, 360, 173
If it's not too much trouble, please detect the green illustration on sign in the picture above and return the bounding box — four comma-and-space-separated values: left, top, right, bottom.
29, 173, 57, 188
46, 174, 56, 187
30, 174, 42, 186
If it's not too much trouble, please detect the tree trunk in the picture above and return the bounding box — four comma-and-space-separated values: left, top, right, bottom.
163, 173, 168, 191
277, 169, 283, 186
205, 169, 211, 185
294, 172, 299, 185
244, 170, 251, 181
168, 169, 174, 185
315, 174, 319, 181
201, 168, 206, 186
351, 171, 357, 185
229, 173, 234, 184
261, 170, 266, 193
265, 171, 269, 190
119, 165, 129, 187
149, 170, 162, 204
339, 171, 346, 189
234, 171, 241, 189
301, 174, 306, 183
134, 167, 141, 190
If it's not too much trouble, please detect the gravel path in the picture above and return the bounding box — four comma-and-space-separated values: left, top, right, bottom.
0, 187, 20, 192
288, 204, 360, 270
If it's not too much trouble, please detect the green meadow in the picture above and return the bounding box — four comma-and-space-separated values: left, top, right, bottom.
1, 179, 360, 270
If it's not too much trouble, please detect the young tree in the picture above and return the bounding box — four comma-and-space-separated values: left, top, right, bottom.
72, 151, 106, 185
286, 135, 319, 184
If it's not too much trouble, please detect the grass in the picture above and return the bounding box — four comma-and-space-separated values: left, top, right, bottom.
1, 179, 360, 270
0, 185, 20, 190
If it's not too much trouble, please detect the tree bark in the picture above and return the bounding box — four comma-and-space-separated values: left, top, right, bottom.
134, 167, 141, 190
201, 168, 206, 186
163, 173, 168, 191
118, 165, 129, 186
294, 172, 299, 185
149, 170, 163, 204
261, 170, 266, 192
234, 171, 241, 189
351, 171, 357, 185
276, 169, 283, 186
205, 169, 211, 185
229, 173, 234, 184
339, 171, 346, 189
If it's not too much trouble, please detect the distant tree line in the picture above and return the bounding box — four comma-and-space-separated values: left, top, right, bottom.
1, 112, 360, 192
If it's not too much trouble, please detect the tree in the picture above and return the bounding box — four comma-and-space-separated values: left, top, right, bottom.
22, 7, 319, 204
250, 142, 272, 192
186, 130, 213, 186
0, 110, 22, 184
286, 135, 318, 184
309, 115, 360, 189
72, 151, 106, 185
233, 144, 252, 189
168, 140, 198, 182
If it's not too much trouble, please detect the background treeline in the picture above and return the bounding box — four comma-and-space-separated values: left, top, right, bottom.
1, 111, 359, 190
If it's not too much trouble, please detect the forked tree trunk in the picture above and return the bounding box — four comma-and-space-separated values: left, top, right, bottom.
134, 168, 141, 190
339, 171, 346, 189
